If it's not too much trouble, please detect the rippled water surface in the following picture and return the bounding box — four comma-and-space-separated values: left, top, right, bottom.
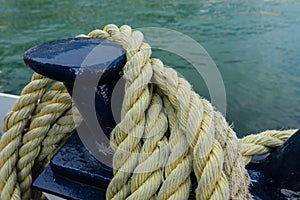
0, 0, 299, 136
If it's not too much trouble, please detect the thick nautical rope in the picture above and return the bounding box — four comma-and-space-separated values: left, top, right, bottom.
240, 129, 296, 165
0, 74, 76, 200
86, 25, 248, 199
84, 24, 297, 200
0, 24, 297, 200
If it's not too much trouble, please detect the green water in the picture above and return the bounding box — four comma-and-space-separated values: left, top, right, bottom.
0, 0, 299, 136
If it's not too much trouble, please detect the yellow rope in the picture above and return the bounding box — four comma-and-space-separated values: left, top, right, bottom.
0, 75, 75, 200
84, 24, 298, 200
240, 129, 296, 165
0, 24, 297, 200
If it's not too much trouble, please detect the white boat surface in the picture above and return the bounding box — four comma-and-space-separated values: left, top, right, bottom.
0, 93, 19, 135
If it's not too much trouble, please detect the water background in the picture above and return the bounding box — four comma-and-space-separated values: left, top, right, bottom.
0, 0, 299, 136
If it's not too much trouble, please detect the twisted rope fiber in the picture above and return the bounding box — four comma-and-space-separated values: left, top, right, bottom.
0, 75, 76, 200
0, 24, 297, 200
87, 25, 244, 199
84, 24, 297, 200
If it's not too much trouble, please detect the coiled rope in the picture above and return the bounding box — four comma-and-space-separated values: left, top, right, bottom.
0, 24, 297, 200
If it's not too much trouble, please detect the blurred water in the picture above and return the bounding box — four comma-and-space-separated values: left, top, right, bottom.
0, 0, 299, 136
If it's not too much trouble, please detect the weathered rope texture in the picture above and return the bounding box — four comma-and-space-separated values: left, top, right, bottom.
0, 75, 76, 200
84, 24, 297, 200
0, 24, 297, 200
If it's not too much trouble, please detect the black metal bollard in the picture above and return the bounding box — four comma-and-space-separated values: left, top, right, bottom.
24, 38, 126, 199
24, 38, 126, 137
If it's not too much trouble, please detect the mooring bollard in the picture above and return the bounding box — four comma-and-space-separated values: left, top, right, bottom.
24, 38, 126, 199
23, 38, 300, 200
24, 38, 126, 137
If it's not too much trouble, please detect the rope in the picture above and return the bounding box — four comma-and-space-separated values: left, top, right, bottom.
0, 75, 76, 200
240, 129, 296, 165
0, 24, 297, 200
84, 24, 298, 200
